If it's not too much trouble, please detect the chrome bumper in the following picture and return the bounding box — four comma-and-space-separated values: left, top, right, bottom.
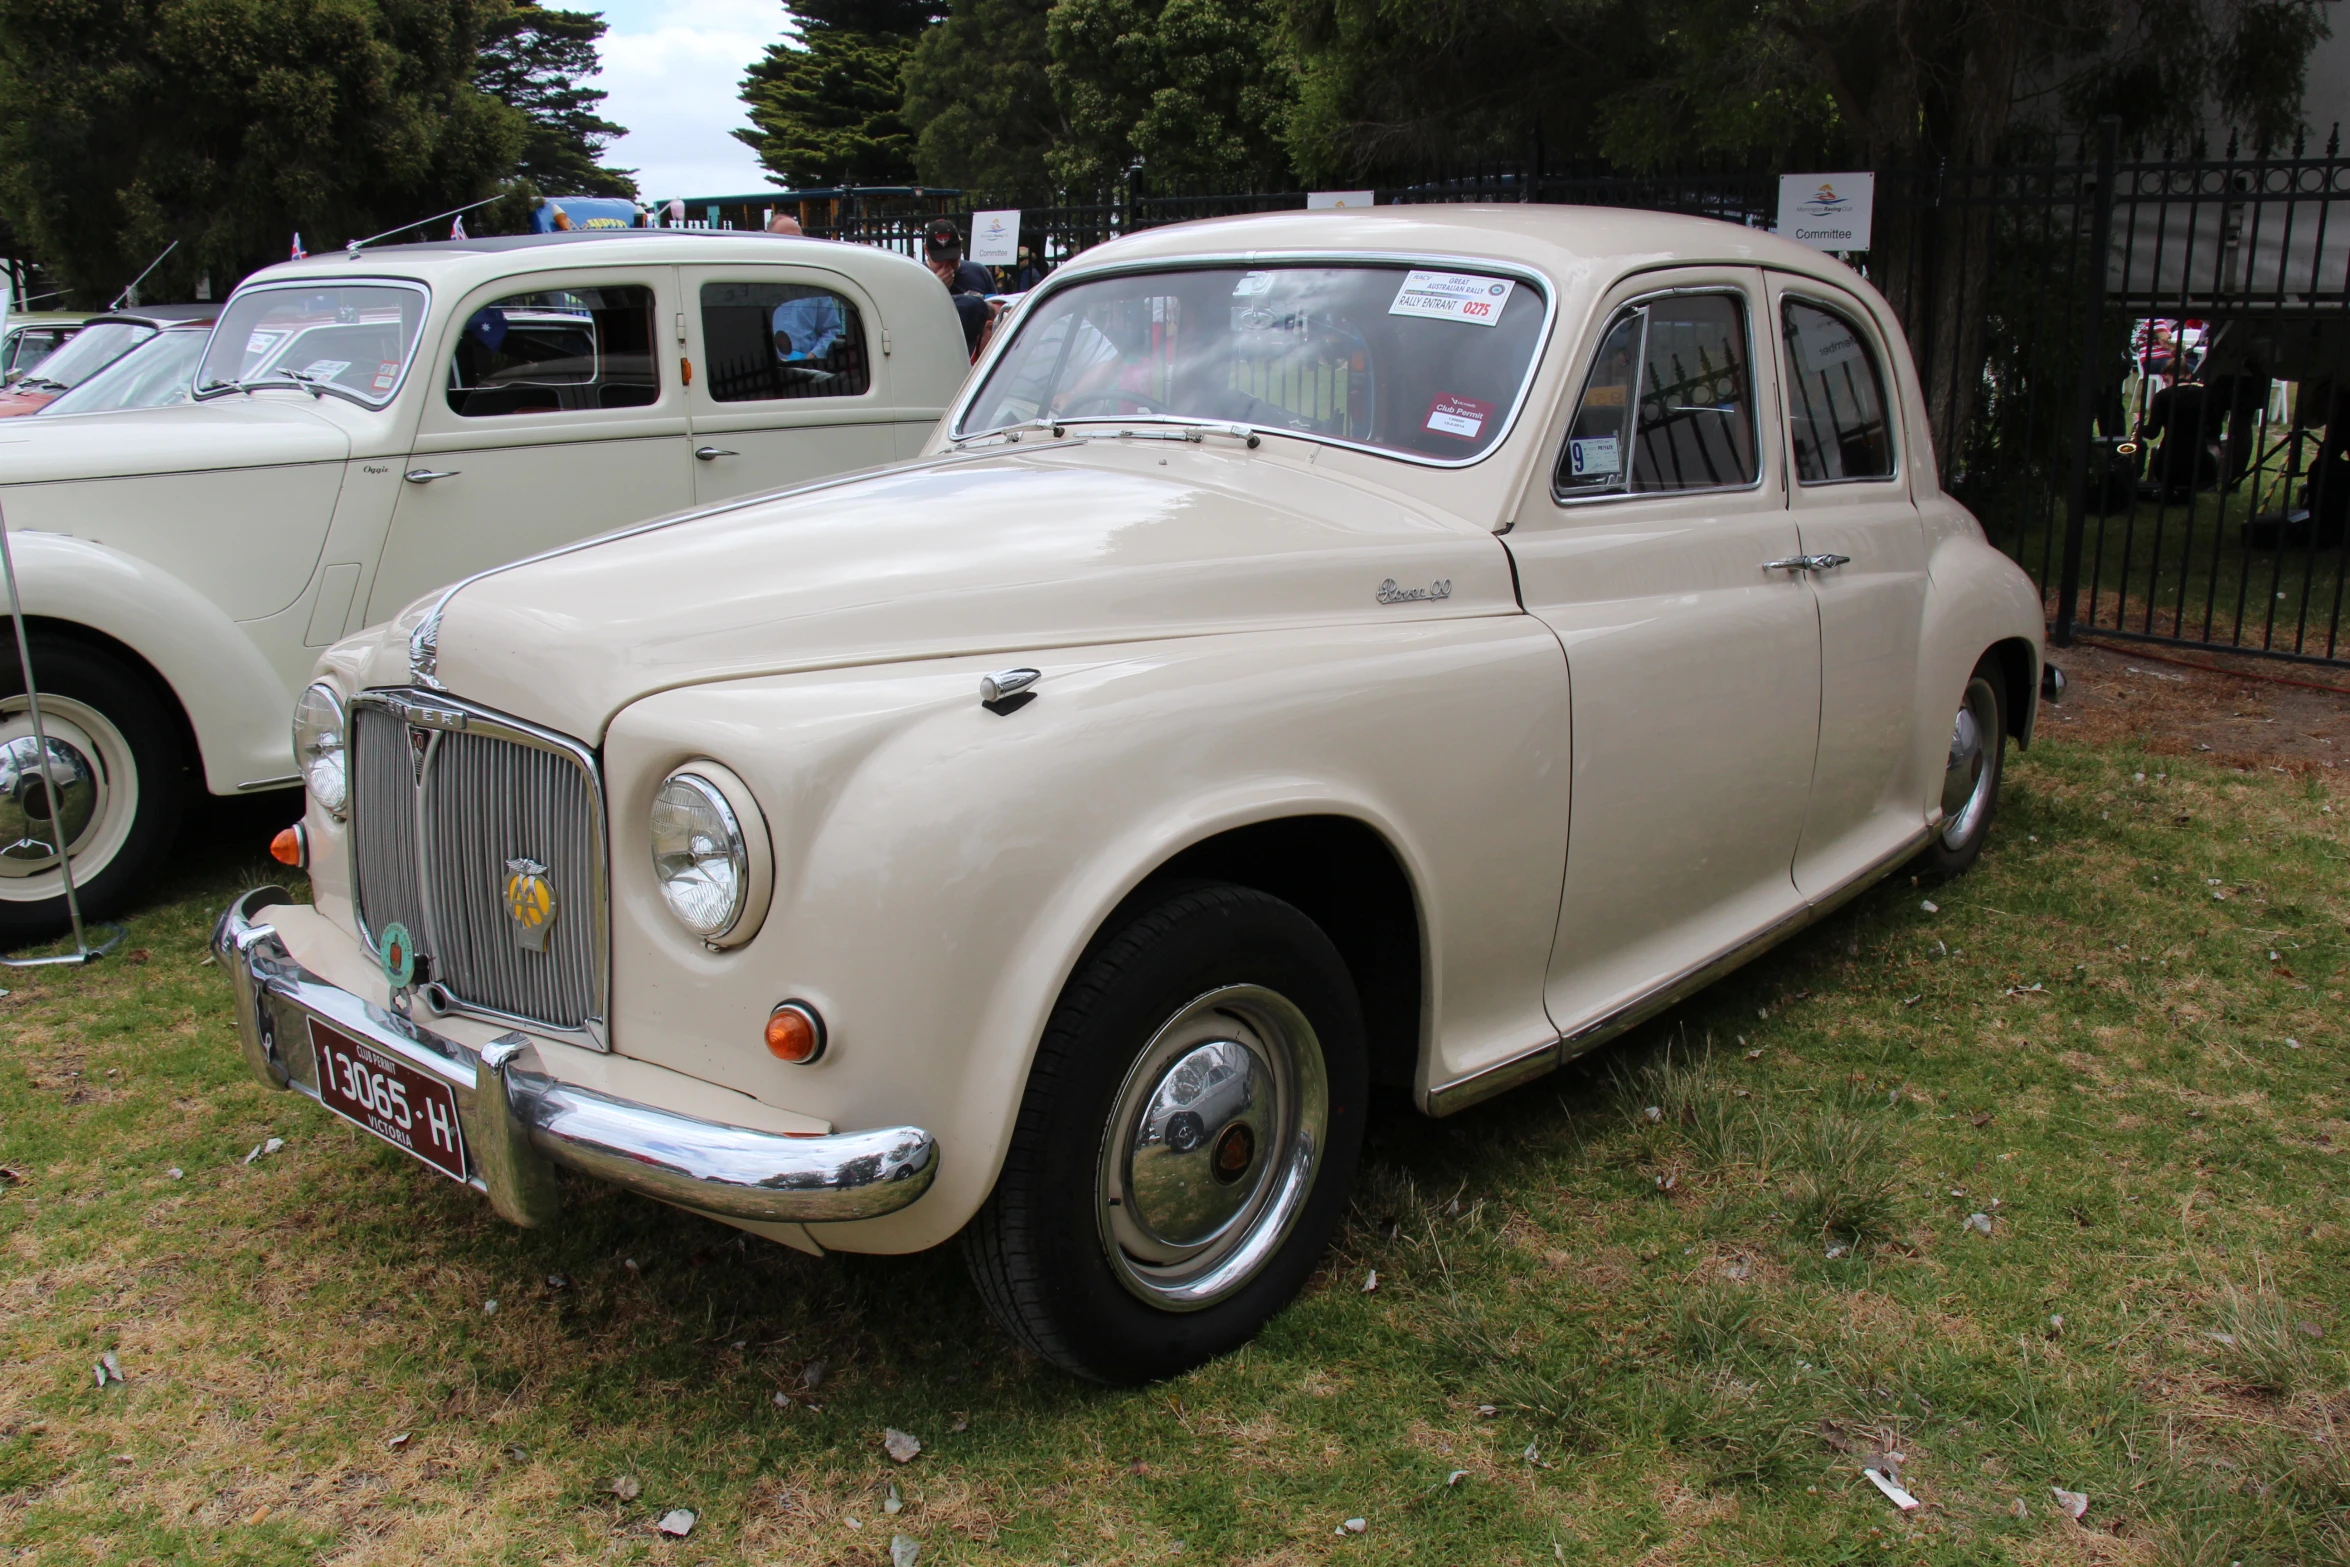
212, 886, 938, 1229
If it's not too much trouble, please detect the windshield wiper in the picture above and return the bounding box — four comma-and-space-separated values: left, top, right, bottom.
195, 371, 373, 408
956, 414, 1263, 450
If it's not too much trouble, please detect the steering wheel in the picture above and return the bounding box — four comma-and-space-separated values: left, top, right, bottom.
1054, 390, 1174, 419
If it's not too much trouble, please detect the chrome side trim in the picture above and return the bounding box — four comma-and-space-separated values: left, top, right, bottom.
1423, 826, 1935, 1116
211, 887, 939, 1226
235, 774, 302, 792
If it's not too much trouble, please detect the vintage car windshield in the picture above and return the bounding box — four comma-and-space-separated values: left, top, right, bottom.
957, 263, 1547, 463
14, 320, 155, 391
41, 327, 209, 416
197, 283, 429, 406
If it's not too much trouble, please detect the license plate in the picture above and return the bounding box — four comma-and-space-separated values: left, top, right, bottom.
309, 1020, 468, 1183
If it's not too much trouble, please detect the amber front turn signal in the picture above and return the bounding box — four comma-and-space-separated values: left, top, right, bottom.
269, 824, 308, 869
764, 1000, 826, 1063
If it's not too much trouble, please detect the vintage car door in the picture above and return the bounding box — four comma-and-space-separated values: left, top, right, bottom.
1505, 268, 1824, 1034
678, 262, 900, 505
368, 268, 695, 621
1765, 274, 1933, 897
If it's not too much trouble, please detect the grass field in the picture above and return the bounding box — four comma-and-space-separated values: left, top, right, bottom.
2, 742, 2346, 1565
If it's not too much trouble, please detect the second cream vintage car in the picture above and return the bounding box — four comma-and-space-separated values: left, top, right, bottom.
218, 207, 2054, 1384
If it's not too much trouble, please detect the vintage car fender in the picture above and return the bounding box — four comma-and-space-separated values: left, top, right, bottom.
597, 618, 1575, 1254
6, 529, 297, 793
1913, 496, 2048, 799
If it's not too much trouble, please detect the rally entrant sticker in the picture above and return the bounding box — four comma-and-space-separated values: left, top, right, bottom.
1424, 392, 1496, 442
1389, 270, 1516, 327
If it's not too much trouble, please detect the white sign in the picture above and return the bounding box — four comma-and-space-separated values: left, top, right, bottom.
969, 209, 1020, 265
1389, 269, 1516, 327
1307, 190, 1376, 209
1776, 173, 1874, 252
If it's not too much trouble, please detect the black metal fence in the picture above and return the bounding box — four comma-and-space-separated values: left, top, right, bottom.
806, 132, 2350, 667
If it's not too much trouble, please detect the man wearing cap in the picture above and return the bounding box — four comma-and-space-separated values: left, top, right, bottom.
924, 218, 995, 295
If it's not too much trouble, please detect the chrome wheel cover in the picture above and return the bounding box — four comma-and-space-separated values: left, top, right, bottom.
0, 695, 137, 900
1096, 984, 1329, 1312
1939, 677, 1999, 850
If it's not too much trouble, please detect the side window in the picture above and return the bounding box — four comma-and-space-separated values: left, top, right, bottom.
699, 281, 871, 403
447, 284, 657, 417
1781, 298, 1893, 481
1554, 291, 1758, 498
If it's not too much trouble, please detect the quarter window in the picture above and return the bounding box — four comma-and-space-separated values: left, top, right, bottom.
1781, 298, 1893, 481
699, 281, 871, 402
1554, 292, 1758, 498
447, 284, 658, 417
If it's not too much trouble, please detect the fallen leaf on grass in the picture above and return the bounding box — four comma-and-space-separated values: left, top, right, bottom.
2010, 1497, 2029, 1518
1361, 1269, 1378, 1293
1921, 900, 1939, 914
1446, 1470, 1469, 1487
608, 1476, 641, 1501
890, 1536, 920, 1567
1339, 1518, 1367, 1534
883, 1428, 921, 1464
95, 1351, 124, 1386
655, 1508, 695, 1537
385, 1433, 410, 1451
0, 1167, 24, 1185
883, 1482, 903, 1514
798, 1359, 826, 1390
1966, 1212, 1994, 1236
2051, 1487, 2089, 1520
166, 1167, 183, 1180
1970, 1112, 1994, 1128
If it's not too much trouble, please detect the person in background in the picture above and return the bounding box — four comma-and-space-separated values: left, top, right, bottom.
924, 219, 994, 296
768, 213, 803, 236
1012, 245, 1044, 291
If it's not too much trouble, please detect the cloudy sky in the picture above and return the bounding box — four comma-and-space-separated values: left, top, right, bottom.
589, 0, 787, 201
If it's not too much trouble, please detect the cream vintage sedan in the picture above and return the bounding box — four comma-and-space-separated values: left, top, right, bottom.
1, 230, 967, 939
217, 207, 2054, 1384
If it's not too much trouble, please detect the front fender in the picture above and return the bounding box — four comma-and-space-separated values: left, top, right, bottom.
3, 529, 297, 793
600, 618, 1572, 1253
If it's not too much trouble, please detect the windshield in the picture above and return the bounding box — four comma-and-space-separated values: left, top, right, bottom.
16, 321, 155, 390
197, 283, 428, 405
957, 263, 1547, 462
41, 327, 210, 416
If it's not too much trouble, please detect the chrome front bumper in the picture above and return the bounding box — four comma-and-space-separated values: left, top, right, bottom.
212, 886, 938, 1229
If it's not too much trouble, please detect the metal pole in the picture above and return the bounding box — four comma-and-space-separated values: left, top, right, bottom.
1, 492, 93, 955
2054, 117, 2121, 648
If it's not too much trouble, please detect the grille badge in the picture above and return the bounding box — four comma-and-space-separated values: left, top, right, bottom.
503, 858, 558, 951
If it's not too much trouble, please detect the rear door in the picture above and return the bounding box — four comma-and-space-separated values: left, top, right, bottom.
369, 267, 694, 620
678, 263, 898, 505
1766, 276, 1933, 896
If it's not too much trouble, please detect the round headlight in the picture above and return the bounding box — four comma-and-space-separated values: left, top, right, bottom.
650, 768, 767, 942
292, 682, 348, 817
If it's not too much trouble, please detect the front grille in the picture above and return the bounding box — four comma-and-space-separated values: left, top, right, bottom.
348, 693, 606, 1041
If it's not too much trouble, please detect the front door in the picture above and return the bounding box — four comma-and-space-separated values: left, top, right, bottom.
680, 264, 900, 505
1767, 276, 1932, 897
369, 268, 695, 621
1505, 270, 1824, 1035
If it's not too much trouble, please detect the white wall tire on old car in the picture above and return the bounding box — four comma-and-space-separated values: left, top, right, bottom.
964, 884, 1367, 1384
0, 638, 185, 943
1912, 655, 2008, 881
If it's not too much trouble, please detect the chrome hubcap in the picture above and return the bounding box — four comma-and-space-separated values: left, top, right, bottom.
1097, 985, 1328, 1311
0, 695, 137, 896
1939, 678, 1998, 850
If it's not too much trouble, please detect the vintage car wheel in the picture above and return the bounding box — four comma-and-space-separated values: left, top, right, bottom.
1912, 656, 2007, 880
0, 637, 185, 942
964, 883, 1367, 1384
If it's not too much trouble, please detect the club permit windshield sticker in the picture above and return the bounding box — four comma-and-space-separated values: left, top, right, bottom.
371, 360, 404, 390
301, 360, 351, 381
1424, 392, 1496, 442
1389, 270, 1516, 327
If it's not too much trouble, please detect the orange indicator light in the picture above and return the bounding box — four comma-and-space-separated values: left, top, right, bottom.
270, 825, 308, 868
764, 1000, 826, 1063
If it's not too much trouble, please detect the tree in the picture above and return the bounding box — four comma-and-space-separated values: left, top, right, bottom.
1044, 0, 1296, 190
901, 0, 1063, 198
737, 0, 946, 187
0, 0, 527, 305
477, 0, 636, 197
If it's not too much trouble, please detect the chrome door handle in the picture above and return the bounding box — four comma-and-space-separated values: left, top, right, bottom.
694, 446, 738, 461
403, 468, 460, 484
1761, 553, 1852, 573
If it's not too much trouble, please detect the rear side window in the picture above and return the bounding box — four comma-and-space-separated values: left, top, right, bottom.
1554, 291, 1758, 498
448, 284, 658, 417
1782, 298, 1894, 481
699, 281, 871, 402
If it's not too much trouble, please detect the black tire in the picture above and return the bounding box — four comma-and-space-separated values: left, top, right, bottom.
0, 635, 186, 943
1911, 653, 2006, 881
963, 883, 1368, 1384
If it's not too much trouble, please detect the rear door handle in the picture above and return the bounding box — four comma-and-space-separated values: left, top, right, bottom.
403, 468, 460, 484
694, 446, 738, 461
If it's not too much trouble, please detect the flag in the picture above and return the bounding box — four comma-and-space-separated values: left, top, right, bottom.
290, 233, 306, 260
450, 215, 467, 240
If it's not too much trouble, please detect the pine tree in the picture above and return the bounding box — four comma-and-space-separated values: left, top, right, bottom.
477, 0, 637, 198
737, 0, 946, 188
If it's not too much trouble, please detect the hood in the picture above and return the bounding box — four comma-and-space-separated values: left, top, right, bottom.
0, 396, 349, 481
400, 441, 1518, 741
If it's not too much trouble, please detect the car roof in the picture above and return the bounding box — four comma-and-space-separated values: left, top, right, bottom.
5, 311, 94, 327
237, 230, 932, 293
80, 304, 220, 327
1059, 204, 1864, 293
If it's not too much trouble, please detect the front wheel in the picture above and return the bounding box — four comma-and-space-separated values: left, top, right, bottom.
1911, 655, 2007, 880
0, 637, 186, 944
963, 884, 1367, 1384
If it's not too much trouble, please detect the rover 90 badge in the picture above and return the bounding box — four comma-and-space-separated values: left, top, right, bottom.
503, 858, 557, 951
